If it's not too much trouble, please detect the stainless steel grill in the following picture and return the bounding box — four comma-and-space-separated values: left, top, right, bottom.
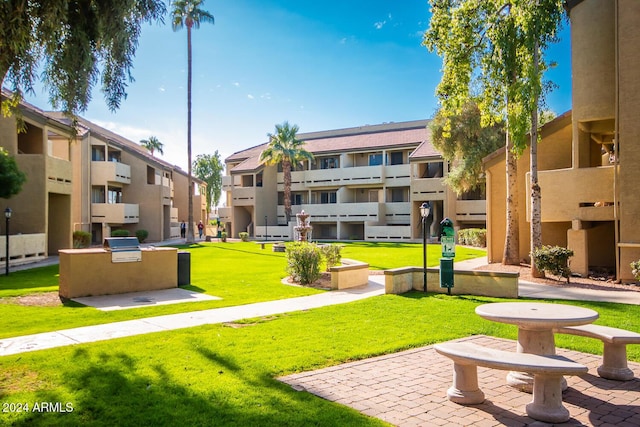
103, 237, 142, 263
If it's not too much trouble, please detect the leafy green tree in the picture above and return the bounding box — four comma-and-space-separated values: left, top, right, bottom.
424, 0, 565, 265
260, 122, 314, 223
0, 148, 26, 199
193, 152, 223, 218
140, 136, 164, 156
0, 0, 166, 117
430, 101, 505, 195
172, 0, 215, 244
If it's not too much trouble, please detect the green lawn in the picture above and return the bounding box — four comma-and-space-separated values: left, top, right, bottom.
0, 242, 485, 339
2, 242, 640, 426
1, 293, 640, 426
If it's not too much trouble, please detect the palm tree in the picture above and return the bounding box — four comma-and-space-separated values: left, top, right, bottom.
172, 0, 214, 243
140, 136, 164, 156
260, 122, 314, 224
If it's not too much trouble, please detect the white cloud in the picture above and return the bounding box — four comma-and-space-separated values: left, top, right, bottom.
158, 86, 166, 92
233, 82, 240, 87
374, 21, 386, 30
340, 37, 347, 44
260, 93, 272, 100
247, 94, 254, 99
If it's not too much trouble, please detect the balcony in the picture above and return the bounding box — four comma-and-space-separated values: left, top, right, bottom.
222, 176, 233, 191
91, 161, 131, 185
91, 203, 139, 224
231, 187, 256, 206
218, 207, 232, 222
410, 177, 447, 200
365, 225, 412, 240
46, 156, 73, 194
528, 166, 615, 222
383, 164, 411, 187
455, 200, 487, 223
384, 202, 411, 225
278, 202, 381, 222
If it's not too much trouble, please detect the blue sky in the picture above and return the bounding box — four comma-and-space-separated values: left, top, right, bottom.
24, 0, 573, 170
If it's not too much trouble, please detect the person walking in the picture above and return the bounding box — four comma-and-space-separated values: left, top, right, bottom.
197, 220, 204, 240
180, 221, 186, 239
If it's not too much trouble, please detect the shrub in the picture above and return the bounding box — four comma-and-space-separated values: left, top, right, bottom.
631, 260, 640, 281
532, 245, 574, 283
221, 231, 227, 242
111, 229, 130, 237
135, 229, 149, 243
457, 228, 487, 248
239, 232, 249, 242
320, 244, 342, 271
72, 231, 91, 248
286, 242, 321, 285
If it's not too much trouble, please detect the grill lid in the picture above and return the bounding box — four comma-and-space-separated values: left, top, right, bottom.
103, 237, 141, 251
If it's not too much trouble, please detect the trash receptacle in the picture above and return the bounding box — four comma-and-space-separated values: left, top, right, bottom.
439, 257, 454, 293
178, 251, 191, 286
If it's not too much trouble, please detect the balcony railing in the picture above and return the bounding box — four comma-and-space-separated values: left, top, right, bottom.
529, 166, 615, 222
91, 203, 139, 224
91, 161, 131, 185
455, 200, 487, 223
222, 176, 233, 191
231, 187, 256, 206
410, 177, 447, 200
278, 202, 381, 222
365, 225, 412, 240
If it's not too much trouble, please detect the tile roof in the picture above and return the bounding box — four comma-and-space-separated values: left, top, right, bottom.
226, 119, 438, 173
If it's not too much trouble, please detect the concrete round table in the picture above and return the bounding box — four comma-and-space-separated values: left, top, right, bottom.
475, 302, 598, 391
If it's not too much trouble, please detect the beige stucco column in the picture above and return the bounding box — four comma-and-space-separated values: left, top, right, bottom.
567, 220, 589, 278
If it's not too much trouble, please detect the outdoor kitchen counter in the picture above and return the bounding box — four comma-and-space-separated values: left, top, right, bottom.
59, 247, 178, 299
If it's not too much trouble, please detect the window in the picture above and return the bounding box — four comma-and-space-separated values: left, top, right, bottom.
107, 186, 123, 204
91, 146, 105, 161
390, 188, 406, 202
256, 172, 263, 187
369, 153, 383, 166
107, 150, 121, 162
91, 186, 105, 203
320, 192, 337, 204
292, 193, 303, 205
319, 157, 339, 169
389, 151, 404, 165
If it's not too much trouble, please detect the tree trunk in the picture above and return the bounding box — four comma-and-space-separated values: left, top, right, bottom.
530, 40, 544, 278
283, 159, 292, 224
503, 127, 520, 265
186, 24, 195, 243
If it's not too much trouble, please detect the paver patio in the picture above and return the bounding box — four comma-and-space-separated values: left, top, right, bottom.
280, 335, 640, 426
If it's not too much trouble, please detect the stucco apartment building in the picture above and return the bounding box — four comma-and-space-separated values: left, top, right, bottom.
484, 0, 640, 281
0, 96, 206, 267
220, 120, 486, 241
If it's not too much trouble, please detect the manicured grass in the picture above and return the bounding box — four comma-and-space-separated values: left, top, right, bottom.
338, 241, 486, 270
1, 293, 639, 426
0, 242, 486, 339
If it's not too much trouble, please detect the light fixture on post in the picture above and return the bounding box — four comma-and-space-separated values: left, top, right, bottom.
4, 208, 12, 276
420, 202, 431, 293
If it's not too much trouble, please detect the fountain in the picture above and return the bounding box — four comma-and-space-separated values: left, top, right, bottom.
294, 210, 313, 242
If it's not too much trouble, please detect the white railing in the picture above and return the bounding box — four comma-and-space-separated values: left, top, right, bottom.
254, 225, 292, 240
0, 233, 46, 266
91, 161, 131, 184
91, 203, 140, 224
365, 225, 412, 240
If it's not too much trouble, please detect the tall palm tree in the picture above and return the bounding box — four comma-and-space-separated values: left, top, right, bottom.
172, 0, 214, 243
260, 122, 314, 224
140, 136, 164, 156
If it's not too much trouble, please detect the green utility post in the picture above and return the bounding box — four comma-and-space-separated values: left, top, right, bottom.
439, 218, 455, 295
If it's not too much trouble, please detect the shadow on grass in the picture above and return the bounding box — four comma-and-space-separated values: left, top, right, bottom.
6, 346, 381, 426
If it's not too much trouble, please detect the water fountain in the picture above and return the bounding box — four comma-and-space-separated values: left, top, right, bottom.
294, 210, 312, 242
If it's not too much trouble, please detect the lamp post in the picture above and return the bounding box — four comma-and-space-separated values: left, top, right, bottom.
420, 202, 431, 293
5, 208, 11, 276
264, 215, 268, 241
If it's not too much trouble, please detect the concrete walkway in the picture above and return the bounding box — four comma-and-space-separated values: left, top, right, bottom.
0, 276, 386, 357
4, 253, 640, 358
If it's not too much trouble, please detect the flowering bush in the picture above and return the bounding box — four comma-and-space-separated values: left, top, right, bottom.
286, 242, 321, 285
